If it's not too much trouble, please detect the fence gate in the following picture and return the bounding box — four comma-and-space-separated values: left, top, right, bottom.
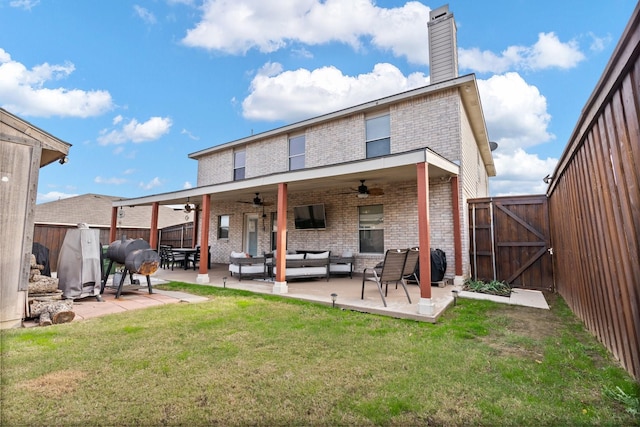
468, 195, 553, 291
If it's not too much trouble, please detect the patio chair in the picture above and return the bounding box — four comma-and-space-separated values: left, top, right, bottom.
395, 247, 420, 291
187, 246, 200, 270
361, 249, 412, 307
166, 249, 186, 271
159, 245, 172, 269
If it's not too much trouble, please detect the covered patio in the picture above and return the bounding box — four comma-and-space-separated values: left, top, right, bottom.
110, 148, 466, 318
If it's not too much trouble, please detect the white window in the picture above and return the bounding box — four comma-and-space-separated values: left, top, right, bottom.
218, 215, 229, 239
358, 205, 384, 253
234, 150, 245, 180
366, 114, 390, 158
289, 135, 305, 170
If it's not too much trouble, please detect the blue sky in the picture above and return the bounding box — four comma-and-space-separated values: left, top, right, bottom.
0, 0, 636, 203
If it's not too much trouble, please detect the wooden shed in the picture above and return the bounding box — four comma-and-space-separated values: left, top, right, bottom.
0, 108, 71, 329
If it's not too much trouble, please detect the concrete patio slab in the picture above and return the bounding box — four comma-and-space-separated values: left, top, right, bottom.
458, 287, 549, 309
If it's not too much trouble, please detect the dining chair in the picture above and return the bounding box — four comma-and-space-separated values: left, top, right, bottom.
167, 250, 186, 271
188, 246, 200, 270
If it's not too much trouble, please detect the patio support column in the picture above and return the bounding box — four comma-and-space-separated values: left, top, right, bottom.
451, 176, 464, 285
192, 207, 199, 248
273, 182, 288, 294
109, 207, 117, 243
416, 162, 434, 315
197, 194, 211, 283
150, 202, 159, 249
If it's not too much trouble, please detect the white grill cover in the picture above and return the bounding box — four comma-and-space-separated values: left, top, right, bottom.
57, 224, 102, 299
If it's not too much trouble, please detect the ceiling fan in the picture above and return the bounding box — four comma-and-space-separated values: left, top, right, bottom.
237, 193, 273, 207
183, 197, 198, 213
342, 180, 384, 198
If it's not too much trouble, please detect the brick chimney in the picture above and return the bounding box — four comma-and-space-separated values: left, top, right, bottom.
428, 5, 458, 84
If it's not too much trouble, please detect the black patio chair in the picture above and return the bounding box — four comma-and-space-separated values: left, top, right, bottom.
166, 249, 186, 271
187, 246, 200, 270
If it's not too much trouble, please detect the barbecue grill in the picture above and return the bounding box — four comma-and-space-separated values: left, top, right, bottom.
101, 236, 160, 298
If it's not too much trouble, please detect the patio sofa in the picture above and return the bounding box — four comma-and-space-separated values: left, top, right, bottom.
229, 251, 266, 281
273, 251, 331, 281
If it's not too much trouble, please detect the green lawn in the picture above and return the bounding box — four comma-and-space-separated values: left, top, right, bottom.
1, 283, 638, 426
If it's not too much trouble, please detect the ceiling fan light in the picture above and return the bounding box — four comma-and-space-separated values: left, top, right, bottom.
357, 192, 369, 199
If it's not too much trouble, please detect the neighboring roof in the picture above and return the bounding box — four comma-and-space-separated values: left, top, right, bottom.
0, 108, 71, 168
189, 73, 495, 176
35, 194, 192, 229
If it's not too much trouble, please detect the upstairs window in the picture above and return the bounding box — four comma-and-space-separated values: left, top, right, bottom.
358, 205, 384, 253
289, 135, 305, 170
234, 150, 245, 181
366, 114, 390, 158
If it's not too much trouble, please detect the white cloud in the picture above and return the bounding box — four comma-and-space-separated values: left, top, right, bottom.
182, 0, 430, 64
36, 191, 78, 204
475, 72, 559, 195
183, 181, 193, 189
478, 72, 554, 151
9, 0, 39, 10
181, 128, 200, 140
459, 32, 585, 74
139, 177, 162, 190
133, 5, 157, 24
0, 48, 113, 118
490, 149, 558, 196
242, 62, 428, 122
94, 176, 127, 185
97, 116, 172, 145
113, 114, 123, 125
588, 32, 611, 53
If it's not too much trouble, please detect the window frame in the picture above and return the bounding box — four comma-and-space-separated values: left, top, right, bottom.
218, 214, 230, 239
233, 150, 246, 181
365, 113, 390, 159
288, 134, 305, 171
358, 204, 384, 254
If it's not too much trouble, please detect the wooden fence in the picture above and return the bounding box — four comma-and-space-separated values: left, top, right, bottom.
33, 223, 193, 273
546, 4, 640, 381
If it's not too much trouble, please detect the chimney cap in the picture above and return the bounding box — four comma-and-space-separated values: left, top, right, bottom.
430, 4, 451, 21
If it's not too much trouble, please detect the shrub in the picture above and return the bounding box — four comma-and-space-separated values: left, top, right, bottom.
463, 279, 512, 297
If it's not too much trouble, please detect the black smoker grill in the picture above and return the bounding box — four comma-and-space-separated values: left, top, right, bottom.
101, 236, 160, 298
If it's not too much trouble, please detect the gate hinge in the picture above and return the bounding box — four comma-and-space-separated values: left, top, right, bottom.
548, 247, 554, 255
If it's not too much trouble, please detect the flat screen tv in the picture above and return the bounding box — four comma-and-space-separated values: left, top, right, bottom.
293, 204, 327, 230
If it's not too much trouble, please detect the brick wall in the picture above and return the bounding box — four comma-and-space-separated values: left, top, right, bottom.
196, 90, 463, 185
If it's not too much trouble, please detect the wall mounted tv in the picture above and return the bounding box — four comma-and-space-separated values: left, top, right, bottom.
293, 204, 327, 230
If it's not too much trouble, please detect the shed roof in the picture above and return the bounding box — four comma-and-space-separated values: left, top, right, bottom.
0, 108, 71, 167
35, 193, 191, 229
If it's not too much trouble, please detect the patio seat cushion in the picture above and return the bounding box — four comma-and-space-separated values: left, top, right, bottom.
229, 252, 266, 280
305, 251, 329, 259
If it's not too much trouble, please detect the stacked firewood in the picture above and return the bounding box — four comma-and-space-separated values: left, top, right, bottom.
28, 254, 75, 326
